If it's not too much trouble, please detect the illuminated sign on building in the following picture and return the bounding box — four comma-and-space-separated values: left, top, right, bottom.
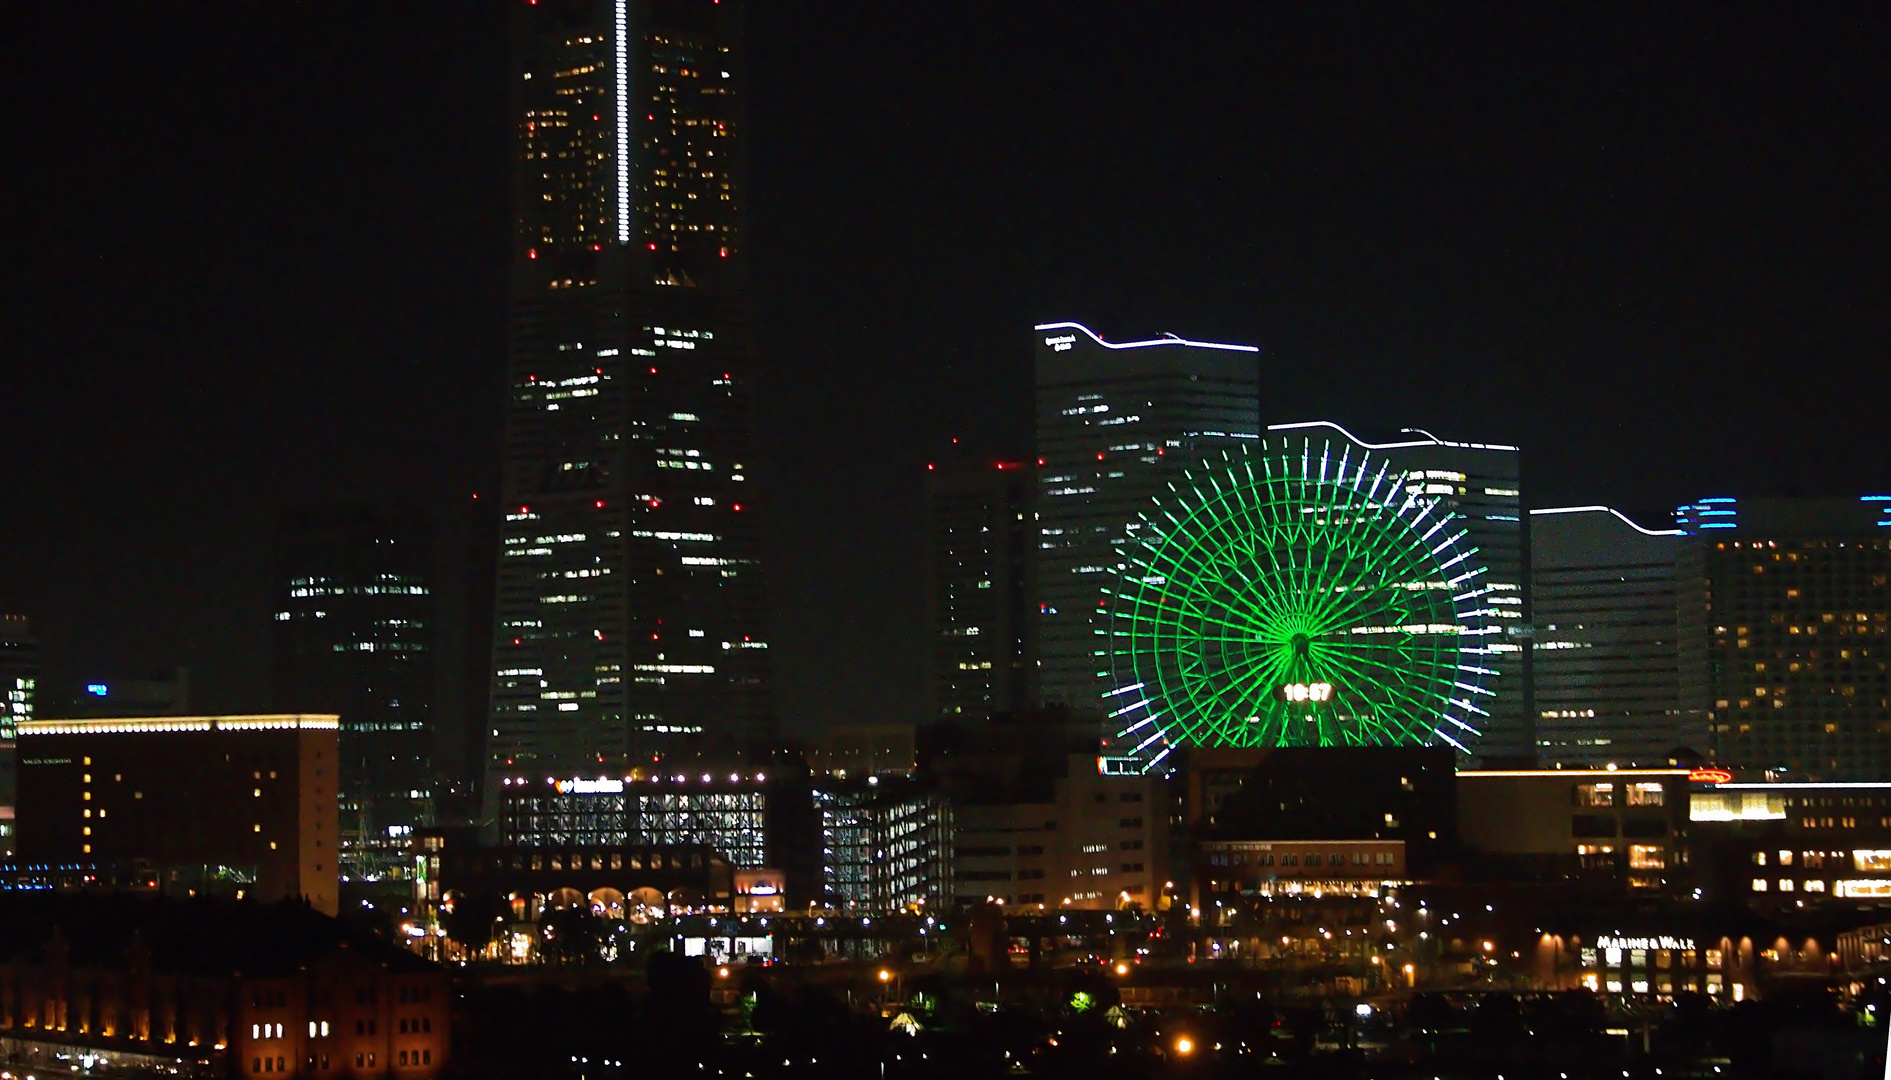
1837, 879, 1891, 899
1595, 935, 1695, 951
554, 778, 626, 794
1688, 768, 1733, 785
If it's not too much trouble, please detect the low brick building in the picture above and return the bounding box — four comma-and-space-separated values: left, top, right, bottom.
0, 893, 447, 1079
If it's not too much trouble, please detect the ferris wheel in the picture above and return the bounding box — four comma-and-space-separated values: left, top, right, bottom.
1105, 436, 1494, 768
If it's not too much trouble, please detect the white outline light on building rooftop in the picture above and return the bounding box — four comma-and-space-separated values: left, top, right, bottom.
1267, 420, 1519, 453
1034, 321, 1259, 354
1530, 506, 1684, 538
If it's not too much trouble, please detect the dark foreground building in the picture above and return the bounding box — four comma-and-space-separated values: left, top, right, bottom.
0, 893, 447, 1079
1184, 746, 1459, 909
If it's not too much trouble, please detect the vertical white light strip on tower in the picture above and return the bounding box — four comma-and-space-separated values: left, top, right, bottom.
614, 0, 630, 244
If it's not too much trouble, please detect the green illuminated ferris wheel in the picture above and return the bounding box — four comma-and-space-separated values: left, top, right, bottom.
1106, 437, 1493, 767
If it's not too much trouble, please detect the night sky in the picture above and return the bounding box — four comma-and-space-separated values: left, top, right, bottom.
4, 3, 1889, 745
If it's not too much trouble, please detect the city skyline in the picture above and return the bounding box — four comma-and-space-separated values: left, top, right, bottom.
4, 4, 1890, 740
6, 8, 1891, 1069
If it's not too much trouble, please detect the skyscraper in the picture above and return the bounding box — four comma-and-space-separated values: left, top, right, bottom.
1675, 496, 1891, 780
925, 458, 1035, 722
1033, 321, 1261, 742
490, 0, 772, 782
1266, 421, 1529, 762
274, 507, 433, 880
1529, 506, 1684, 767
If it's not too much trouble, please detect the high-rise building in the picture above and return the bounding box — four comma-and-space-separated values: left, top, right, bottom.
926, 459, 1035, 721
1529, 506, 1686, 767
1033, 321, 1261, 738
1675, 496, 1891, 780
1267, 421, 1529, 762
0, 615, 36, 810
273, 507, 433, 880
489, 0, 771, 784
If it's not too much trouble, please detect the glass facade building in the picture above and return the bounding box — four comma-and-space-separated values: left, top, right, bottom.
1033, 321, 1261, 743
1676, 497, 1891, 780
814, 778, 952, 913
926, 460, 1035, 721
490, 0, 771, 784
1268, 422, 1529, 763
494, 764, 818, 904
273, 507, 434, 880
1530, 506, 1685, 767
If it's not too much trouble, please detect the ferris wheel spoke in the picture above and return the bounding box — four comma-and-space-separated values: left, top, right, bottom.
1162, 554, 1288, 637
1317, 649, 1445, 739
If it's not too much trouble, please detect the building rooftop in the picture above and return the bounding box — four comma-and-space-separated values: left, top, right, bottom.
20, 714, 339, 735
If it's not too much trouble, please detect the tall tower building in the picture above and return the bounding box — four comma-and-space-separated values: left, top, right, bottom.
926, 459, 1036, 722
1267, 421, 1530, 763
1676, 496, 1891, 780
490, 0, 771, 782
1529, 506, 1684, 767
273, 507, 434, 880
1033, 321, 1261, 739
